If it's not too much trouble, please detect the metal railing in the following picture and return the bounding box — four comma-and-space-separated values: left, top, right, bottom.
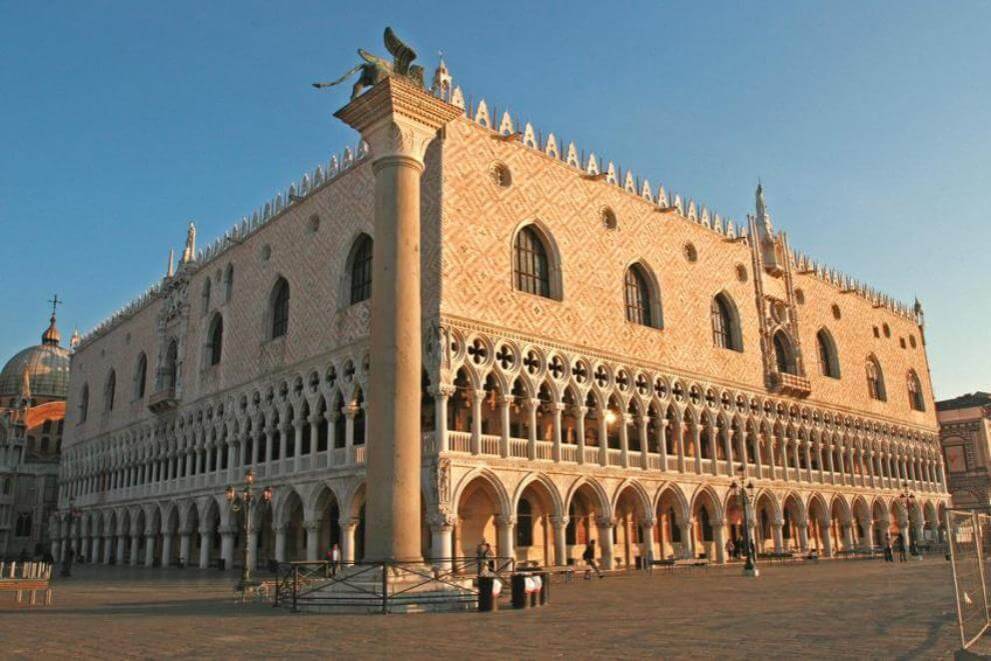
273, 556, 516, 614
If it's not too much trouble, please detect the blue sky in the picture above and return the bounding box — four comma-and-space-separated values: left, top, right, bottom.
1, 1, 988, 398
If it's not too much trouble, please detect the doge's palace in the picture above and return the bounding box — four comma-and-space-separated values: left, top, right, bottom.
54, 49, 947, 575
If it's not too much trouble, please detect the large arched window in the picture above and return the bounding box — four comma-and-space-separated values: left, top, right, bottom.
161, 339, 179, 392
866, 355, 886, 401
816, 328, 841, 378
773, 331, 797, 375
711, 293, 742, 351
907, 370, 925, 411
134, 353, 147, 399
516, 498, 534, 548
207, 314, 224, 366
347, 234, 373, 305
104, 370, 116, 412
270, 277, 290, 339
513, 225, 552, 298
79, 384, 89, 423
624, 263, 662, 328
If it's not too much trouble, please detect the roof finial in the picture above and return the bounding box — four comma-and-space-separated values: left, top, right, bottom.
41, 297, 62, 347
167, 248, 175, 278
48, 293, 62, 318
431, 50, 453, 100
181, 222, 197, 264
755, 179, 772, 234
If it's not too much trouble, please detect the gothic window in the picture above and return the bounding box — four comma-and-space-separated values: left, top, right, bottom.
104, 370, 116, 412
866, 355, 886, 401
624, 263, 661, 328
669, 507, 681, 542
773, 331, 797, 375
224, 264, 234, 303
207, 314, 224, 366
134, 353, 147, 399
162, 339, 179, 391
79, 384, 89, 422
711, 293, 742, 351
516, 498, 534, 547
347, 234, 374, 305
513, 225, 555, 298
816, 329, 841, 378
14, 513, 32, 537
270, 277, 290, 339
699, 507, 713, 542
907, 370, 925, 411
201, 278, 211, 316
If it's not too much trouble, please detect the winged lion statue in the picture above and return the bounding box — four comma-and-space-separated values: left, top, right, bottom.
313, 27, 425, 99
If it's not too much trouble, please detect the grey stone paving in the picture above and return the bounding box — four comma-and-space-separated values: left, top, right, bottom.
0, 558, 975, 659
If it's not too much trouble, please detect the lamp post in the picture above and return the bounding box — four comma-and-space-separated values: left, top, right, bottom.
899, 483, 918, 557
61, 497, 82, 577
730, 477, 759, 577
225, 469, 273, 591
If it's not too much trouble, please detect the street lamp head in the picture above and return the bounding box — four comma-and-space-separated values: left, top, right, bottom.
605, 410, 617, 425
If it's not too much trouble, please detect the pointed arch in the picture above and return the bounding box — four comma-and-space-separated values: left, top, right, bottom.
269, 276, 290, 339
512, 472, 564, 518
866, 354, 886, 401
206, 313, 224, 366
345, 233, 374, 305
104, 369, 117, 412
711, 292, 743, 351
816, 328, 841, 378
906, 369, 925, 411
772, 330, 797, 375
133, 353, 148, 399
512, 220, 562, 300
624, 261, 663, 329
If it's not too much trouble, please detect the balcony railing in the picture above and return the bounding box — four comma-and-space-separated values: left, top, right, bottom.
147, 387, 179, 414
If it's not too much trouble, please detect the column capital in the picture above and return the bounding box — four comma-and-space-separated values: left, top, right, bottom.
430, 384, 456, 399
338, 517, 360, 530
428, 511, 457, 531
334, 77, 462, 164
549, 515, 570, 528
595, 515, 616, 529
302, 520, 321, 533
496, 514, 517, 527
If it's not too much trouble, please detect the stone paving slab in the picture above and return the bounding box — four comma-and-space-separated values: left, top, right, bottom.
0, 559, 974, 659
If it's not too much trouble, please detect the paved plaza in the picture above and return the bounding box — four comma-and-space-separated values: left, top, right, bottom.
0, 558, 979, 659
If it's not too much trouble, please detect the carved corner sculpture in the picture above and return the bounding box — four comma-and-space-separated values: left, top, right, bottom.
312, 26, 425, 99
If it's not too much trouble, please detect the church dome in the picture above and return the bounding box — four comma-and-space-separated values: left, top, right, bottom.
0, 315, 71, 401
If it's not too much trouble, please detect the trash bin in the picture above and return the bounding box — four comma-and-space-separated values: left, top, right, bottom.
511, 574, 528, 609
528, 575, 540, 607
478, 576, 497, 612
537, 571, 550, 605
216, 557, 226, 571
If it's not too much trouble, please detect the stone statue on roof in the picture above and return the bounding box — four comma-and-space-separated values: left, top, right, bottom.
312, 27, 425, 99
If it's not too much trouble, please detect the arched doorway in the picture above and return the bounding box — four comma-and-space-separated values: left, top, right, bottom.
515, 478, 559, 566
455, 474, 504, 559
691, 489, 722, 561
657, 487, 689, 560
613, 484, 648, 569
566, 481, 610, 567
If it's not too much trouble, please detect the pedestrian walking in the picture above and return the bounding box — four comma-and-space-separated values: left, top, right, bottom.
331, 543, 342, 576
725, 538, 735, 561
883, 534, 894, 563
583, 540, 603, 579
895, 534, 907, 562
476, 538, 491, 576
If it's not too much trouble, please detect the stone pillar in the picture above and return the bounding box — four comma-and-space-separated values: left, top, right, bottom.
713, 520, 726, 564
639, 415, 651, 470
575, 406, 587, 465
220, 527, 235, 570
526, 398, 539, 460
51, 539, 61, 565
275, 524, 288, 563
116, 535, 126, 565
339, 518, 358, 563
144, 533, 156, 567
429, 514, 454, 569
470, 391, 484, 455
619, 414, 631, 468
723, 426, 734, 476
551, 402, 564, 462
841, 523, 854, 552
498, 395, 512, 458
304, 520, 320, 562
179, 530, 191, 566
103, 535, 113, 564
432, 385, 453, 454
161, 533, 173, 568
820, 518, 833, 557
597, 517, 615, 569
797, 523, 809, 552
551, 515, 569, 566
129, 533, 141, 566
245, 527, 258, 572
293, 421, 304, 472
199, 529, 212, 569
496, 514, 516, 561
772, 521, 784, 553
336, 80, 460, 563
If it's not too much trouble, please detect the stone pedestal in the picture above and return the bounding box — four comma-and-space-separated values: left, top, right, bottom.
334, 77, 461, 563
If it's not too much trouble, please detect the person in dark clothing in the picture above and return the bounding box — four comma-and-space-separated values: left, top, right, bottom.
883, 534, 894, 562
583, 540, 603, 579
895, 534, 907, 562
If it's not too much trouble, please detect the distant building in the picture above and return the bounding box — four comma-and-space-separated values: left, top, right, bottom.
0, 312, 71, 558
937, 392, 991, 509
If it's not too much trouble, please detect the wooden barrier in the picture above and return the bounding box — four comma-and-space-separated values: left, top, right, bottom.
0, 561, 54, 606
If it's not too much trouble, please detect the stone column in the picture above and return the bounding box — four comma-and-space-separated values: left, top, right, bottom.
274, 523, 288, 563
144, 532, 156, 567
220, 526, 235, 570
526, 398, 539, 460
820, 518, 833, 557
161, 533, 173, 568
596, 516, 616, 569
496, 514, 516, 562
470, 391, 484, 455
771, 521, 784, 553
712, 520, 726, 564
723, 426, 734, 476
339, 518, 358, 563
336, 80, 460, 563
432, 385, 453, 454
598, 411, 609, 467
179, 529, 192, 565
497, 394, 512, 458
304, 520, 320, 562
116, 535, 126, 566
619, 413, 631, 468
199, 528, 212, 569
551, 402, 564, 462
639, 415, 651, 470
103, 535, 113, 564
575, 406, 587, 465
343, 405, 357, 463
429, 514, 454, 569
551, 515, 569, 566
293, 421, 304, 472
841, 522, 854, 552
245, 527, 258, 572
129, 532, 141, 566
797, 523, 809, 552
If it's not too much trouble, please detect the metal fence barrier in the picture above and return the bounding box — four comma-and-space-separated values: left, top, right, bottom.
947, 510, 991, 649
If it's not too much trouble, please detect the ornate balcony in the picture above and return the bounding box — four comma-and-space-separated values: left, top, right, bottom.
768, 371, 812, 398
147, 387, 179, 414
